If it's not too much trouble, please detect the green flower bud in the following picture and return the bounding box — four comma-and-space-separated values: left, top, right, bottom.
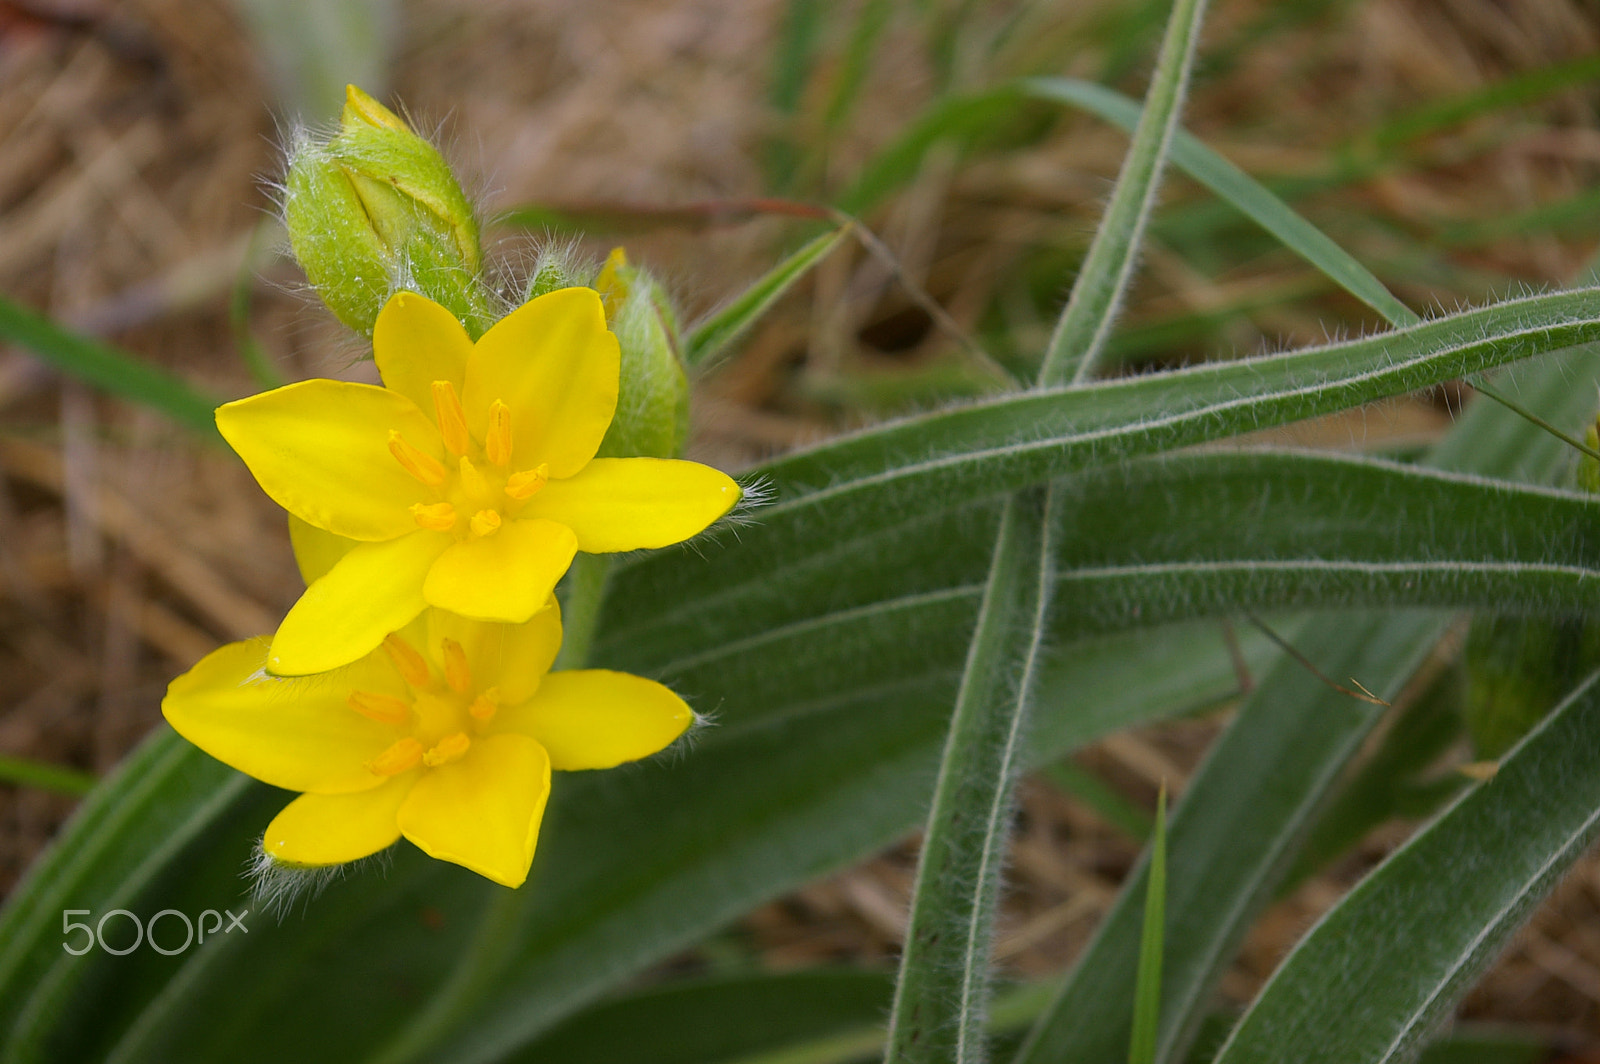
593, 249, 691, 460
523, 243, 588, 302
283, 85, 493, 337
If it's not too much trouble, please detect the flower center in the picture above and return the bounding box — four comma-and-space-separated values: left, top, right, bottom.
386, 382, 550, 540
353, 632, 502, 776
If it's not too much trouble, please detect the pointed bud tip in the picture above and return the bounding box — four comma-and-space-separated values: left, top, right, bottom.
343, 84, 409, 133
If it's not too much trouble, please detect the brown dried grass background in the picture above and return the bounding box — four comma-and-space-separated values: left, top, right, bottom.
3, 0, 1600, 1052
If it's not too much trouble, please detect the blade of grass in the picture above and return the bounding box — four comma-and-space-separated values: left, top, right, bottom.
0, 295, 223, 441
1035, 0, 1210, 385
229, 221, 287, 390
685, 225, 852, 367
0, 754, 96, 797
1128, 786, 1169, 1064
1020, 77, 1420, 331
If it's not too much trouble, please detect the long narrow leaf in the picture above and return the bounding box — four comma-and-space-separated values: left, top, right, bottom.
684, 225, 851, 367
1212, 666, 1600, 1064
841, 79, 1416, 327
1038, 0, 1210, 385
1128, 789, 1168, 1064
1012, 348, 1600, 1064
884, 488, 1053, 1064
0, 294, 224, 440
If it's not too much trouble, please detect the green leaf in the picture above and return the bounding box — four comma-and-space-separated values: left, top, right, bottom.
0, 755, 96, 797
1012, 347, 1600, 1064
0, 727, 261, 1059
1015, 611, 1446, 1064
1128, 789, 1168, 1064
1212, 666, 1600, 1064
683, 288, 1600, 568
884, 488, 1053, 1064
0, 607, 1253, 1064
605, 448, 1600, 692
1036, 0, 1211, 385
684, 226, 851, 367
509, 969, 893, 1064
0, 294, 224, 441
1280, 668, 1466, 892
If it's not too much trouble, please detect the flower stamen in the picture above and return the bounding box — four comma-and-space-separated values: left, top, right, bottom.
383, 634, 432, 688
468, 687, 500, 722
432, 380, 470, 456
470, 509, 502, 537
388, 430, 446, 486
410, 501, 457, 531
505, 464, 549, 500
459, 455, 489, 499
486, 400, 513, 466
347, 690, 412, 725
422, 732, 471, 767
367, 737, 424, 776
440, 638, 472, 693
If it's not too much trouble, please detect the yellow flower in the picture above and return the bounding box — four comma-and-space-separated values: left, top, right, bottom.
161, 600, 692, 888
217, 288, 740, 675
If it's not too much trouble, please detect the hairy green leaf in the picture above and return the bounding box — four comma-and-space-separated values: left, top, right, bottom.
1212, 667, 1600, 1064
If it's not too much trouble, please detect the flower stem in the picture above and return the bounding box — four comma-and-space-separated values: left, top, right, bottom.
364, 554, 614, 1064
555, 553, 613, 671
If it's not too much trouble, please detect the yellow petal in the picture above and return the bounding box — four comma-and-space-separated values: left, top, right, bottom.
397, 734, 550, 887
287, 514, 357, 586
270, 532, 447, 675
427, 599, 562, 705
497, 669, 692, 770
523, 458, 740, 553
462, 288, 619, 479
422, 519, 577, 623
162, 638, 403, 793
263, 773, 414, 867
217, 379, 444, 541
373, 291, 473, 415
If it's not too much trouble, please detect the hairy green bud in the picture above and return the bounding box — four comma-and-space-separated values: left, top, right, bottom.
283, 85, 493, 337
593, 249, 691, 460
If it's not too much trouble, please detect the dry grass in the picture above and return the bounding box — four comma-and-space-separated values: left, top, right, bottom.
2, 0, 1600, 1049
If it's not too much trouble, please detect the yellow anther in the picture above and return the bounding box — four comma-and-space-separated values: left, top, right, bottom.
347, 690, 412, 726
468, 687, 500, 722
470, 509, 502, 537
410, 501, 457, 531
388, 430, 446, 486
505, 464, 549, 500
440, 637, 472, 694
423, 732, 471, 767
458, 455, 490, 499
486, 399, 513, 466
432, 380, 470, 456
367, 737, 424, 776
383, 634, 432, 688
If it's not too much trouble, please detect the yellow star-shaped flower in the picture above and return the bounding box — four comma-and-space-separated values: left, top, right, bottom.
162, 601, 692, 888
217, 288, 740, 675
